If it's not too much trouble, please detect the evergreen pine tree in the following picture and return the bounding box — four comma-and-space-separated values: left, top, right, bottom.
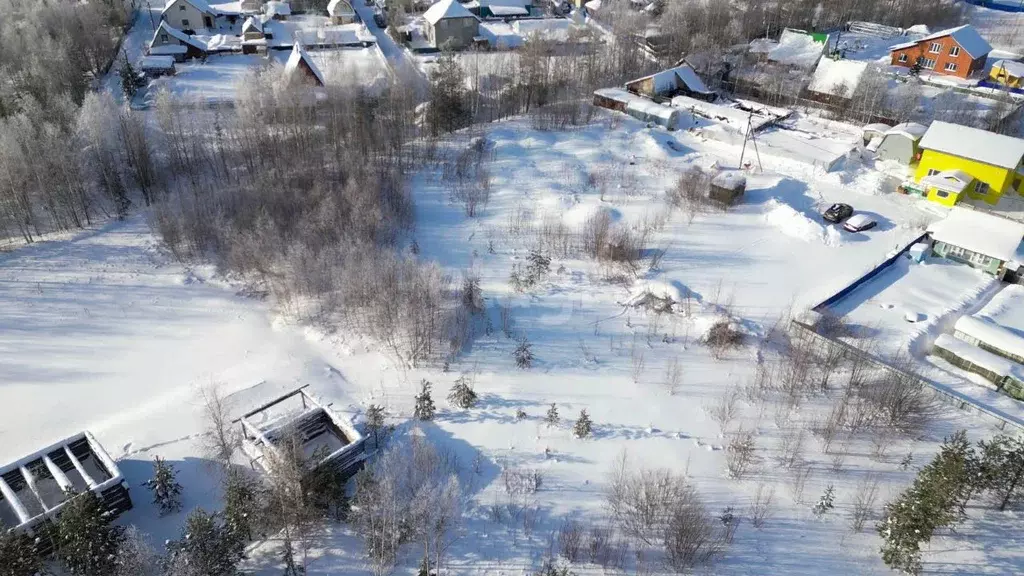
426, 52, 468, 136
166, 508, 241, 576
979, 434, 1024, 511
812, 484, 835, 517
145, 455, 183, 515
514, 337, 533, 369
572, 409, 592, 439
53, 489, 125, 576
447, 375, 478, 409
545, 403, 559, 427
223, 468, 263, 548
366, 404, 385, 447
0, 526, 42, 576
414, 380, 436, 421
119, 55, 144, 99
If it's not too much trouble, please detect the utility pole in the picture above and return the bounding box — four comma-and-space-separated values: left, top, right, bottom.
738, 110, 763, 173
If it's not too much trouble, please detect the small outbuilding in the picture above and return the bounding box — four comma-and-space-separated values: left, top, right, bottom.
709, 170, 747, 206
283, 41, 326, 87
990, 59, 1024, 89
918, 169, 974, 206
927, 206, 1024, 279
861, 123, 890, 146
624, 62, 715, 102
424, 0, 479, 50
871, 122, 927, 164
140, 55, 177, 77
593, 88, 679, 130
241, 15, 264, 40
327, 0, 357, 24
265, 1, 291, 20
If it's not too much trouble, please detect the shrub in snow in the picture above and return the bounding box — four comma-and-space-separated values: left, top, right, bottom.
545, 403, 559, 427
145, 455, 183, 516
414, 380, 436, 421
515, 337, 534, 369
812, 485, 835, 517
704, 320, 745, 360
53, 488, 125, 576
515, 408, 528, 421
663, 487, 726, 572
112, 526, 160, 576
0, 528, 42, 576
166, 508, 241, 576
461, 276, 483, 314
447, 375, 478, 409
725, 429, 757, 479
573, 409, 593, 439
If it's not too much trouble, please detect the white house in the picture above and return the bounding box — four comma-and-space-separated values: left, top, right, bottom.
161, 0, 240, 32
148, 21, 209, 61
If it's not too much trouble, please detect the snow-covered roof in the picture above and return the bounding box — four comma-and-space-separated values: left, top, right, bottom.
625, 97, 677, 122
807, 58, 868, 98
954, 316, 1024, 361
513, 18, 570, 35
863, 123, 890, 135
889, 25, 992, 59
920, 169, 973, 193
242, 15, 263, 33
424, 0, 476, 24
151, 21, 208, 51
480, 0, 531, 7
885, 122, 927, 141
992, 60, 1024, 78
928, 207, 1024, 261
294, 25, 375, 46
266, 1, 291, 16
163, 0, 238, 16
479, 21, 523, 48
766, 28, 827, 68
918, 121, 1024, 170
149, 44, 189, 55
626, 63, 714, 97
327, 0, 355, 17
489, 4, 528, 15
935, 333, 1024, 382
284, 41, 326, 86
141, 55, 176, 69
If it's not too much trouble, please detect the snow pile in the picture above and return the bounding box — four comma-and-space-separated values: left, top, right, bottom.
562, 204, 621, 227
763, 199, 841, 246
624, 280, 687, 309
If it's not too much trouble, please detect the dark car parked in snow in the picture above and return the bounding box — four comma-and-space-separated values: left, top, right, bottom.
822, 203, 853, 223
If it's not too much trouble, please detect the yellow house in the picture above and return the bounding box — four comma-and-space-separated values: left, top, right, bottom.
990, 60, 1024, 89
915, 121, 1024, 206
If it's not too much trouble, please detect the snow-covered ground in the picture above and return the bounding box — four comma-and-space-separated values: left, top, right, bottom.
3, 108, 1024, 574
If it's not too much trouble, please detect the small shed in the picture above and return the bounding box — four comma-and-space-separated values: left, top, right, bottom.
265, 1, 291, 20
624, 62, 715, 102
0, 432, 131, 537
990, 59, 1024, 89
919, 169, 974, 206
861, 123, 890, 146
242, 15, 264, 40
237, 386, 367, 481
327, 0, 357, 24
709, 170, 747, 205
594, 88, 678, 129
873, 122, 927, 164
140, 55, 176, 77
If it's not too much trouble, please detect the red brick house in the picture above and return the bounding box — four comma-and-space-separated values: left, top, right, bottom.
889, 25, 992, 80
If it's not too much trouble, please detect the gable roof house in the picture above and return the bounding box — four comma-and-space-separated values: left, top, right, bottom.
284, 42, 326, 87
927, 207, 1024, 279
241, 15, 264, 39
423, 0, 479, 50
161, 0, 240, 32
914, 121, 1024, 206
149, 21, 209, 61
327, 0, 357, 24
624, 62, 715, 103
889, 25, 991, 80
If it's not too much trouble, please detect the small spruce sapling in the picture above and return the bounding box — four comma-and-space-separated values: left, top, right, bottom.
0, 527, 41, 576
53, 489, 125, 576
414, 380, 436, 421
813, 484, 835, 517
514, 336, 534, 369
447, 375, 478, 409
145, 455, 183, 515
573, 409, 593, 439
545, 403, 559, 427
515, 408, 528, 421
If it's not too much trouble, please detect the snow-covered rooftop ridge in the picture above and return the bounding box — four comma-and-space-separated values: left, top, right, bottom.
954, 316, 1024, 361
918, 121, 1024, 170
885, 122, 927, 140
141, 55, 176, 69
935, 333, 1024, 382
163, 0, 239, 16
284, 41, 326, 86
327, 0, 355, 16
928, 207, 1024, 261
920, 169, 973, 193
993, 59, 1024, 78
424, 0, 476, 24
626, 62, 713, 96
889, 24, 992, 58
712, 170, 746, 189
151, 21, 208, 51
266, 0, 291, 16
808, 57, 869, 98
242, 15, 263, 33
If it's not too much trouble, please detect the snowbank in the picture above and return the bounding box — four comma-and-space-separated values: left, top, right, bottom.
763, 199, 841, 246
562, 204, 621, 227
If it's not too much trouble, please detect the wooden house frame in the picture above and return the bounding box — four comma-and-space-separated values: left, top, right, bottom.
237, 386, 366, 480
0, 432, 131, 534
